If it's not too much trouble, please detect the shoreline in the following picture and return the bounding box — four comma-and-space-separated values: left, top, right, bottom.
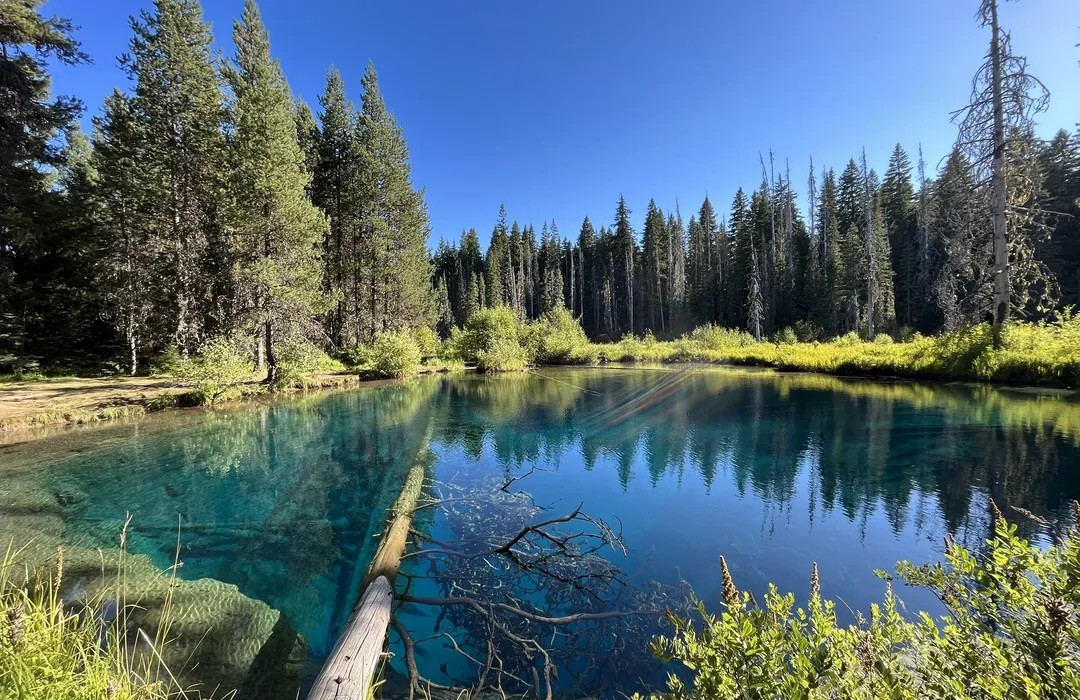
3, 360, 1077, 443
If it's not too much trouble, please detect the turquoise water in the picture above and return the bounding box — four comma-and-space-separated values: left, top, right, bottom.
3, 368, 1079, 697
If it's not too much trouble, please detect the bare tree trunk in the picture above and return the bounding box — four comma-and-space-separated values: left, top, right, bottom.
264, 318, 277, 385
128, 326, 137, 376
988, 0, 1010, 345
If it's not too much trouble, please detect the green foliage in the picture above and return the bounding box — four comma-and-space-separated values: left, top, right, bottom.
775, 327, 798, 345
0, 560, 171, 699
370, 330, 422, 379
413, 326, 440, 362
686, 324, 756, 351
476, 335, 530, 373
532, 307, 593, 365
340, 344, 372, 370
177, 336, 252, 404
793, 320, 824, 343
274, 341, 343, 389
643, 504, 1080, 699
451, 306, 528, 367
832, 331, 864, 347
147, 346, 183, 376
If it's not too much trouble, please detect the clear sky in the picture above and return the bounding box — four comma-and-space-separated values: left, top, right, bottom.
44, 0, 1080, 247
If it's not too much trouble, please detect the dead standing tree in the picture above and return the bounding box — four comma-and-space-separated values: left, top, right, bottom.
953, 0, 1051, 344
390, 474, 691, 700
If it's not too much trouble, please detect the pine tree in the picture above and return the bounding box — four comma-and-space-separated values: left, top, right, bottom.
356, 62, 431, 338
225, 0, 328, 383
612, 196, 636, 335
578, 217, 599, 335
1038, 130, 1080, 307
642, 199, 668, 332
122, 0, 229, 354
539, 221, 564, 313
312, 67, 360, 345
293, 98, 320, 179
0, 0, 88, 367
93, 91, 157, 374
882, 145, 918, 330
727, 189, 752, 329
667, 210, 687, 329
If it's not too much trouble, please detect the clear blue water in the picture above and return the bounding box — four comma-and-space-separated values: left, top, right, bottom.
3, 368, 1079, 698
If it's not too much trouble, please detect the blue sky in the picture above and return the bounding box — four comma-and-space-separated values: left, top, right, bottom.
45, 0, 1080, 247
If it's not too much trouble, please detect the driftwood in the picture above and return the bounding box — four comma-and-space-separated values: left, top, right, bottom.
308, 453, 429, 700
307, 575, 393, 700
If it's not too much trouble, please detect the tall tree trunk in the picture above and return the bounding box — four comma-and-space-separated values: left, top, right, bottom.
264, 318, 277, 385
989, 0, 1010, 345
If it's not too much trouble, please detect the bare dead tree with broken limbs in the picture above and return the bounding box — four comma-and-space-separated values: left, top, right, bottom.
953, 0, 1054, 344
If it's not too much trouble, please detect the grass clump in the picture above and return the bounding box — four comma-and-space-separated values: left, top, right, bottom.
641, 501, 1080, 699
370, 330, 422, 378
0, 545, 171, 700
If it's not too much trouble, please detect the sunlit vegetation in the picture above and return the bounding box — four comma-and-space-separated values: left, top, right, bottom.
638, 505, 1080, 700
0, 549, 172, 699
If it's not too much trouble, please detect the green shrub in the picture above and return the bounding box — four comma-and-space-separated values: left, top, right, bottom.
793, 320, 824, 343
453, 307, 526, 365
533, 307, 591, 365
686, 324, 755, 351
775, 326, 798, 345
831, 331, 864, 347
476, 335, 530, 372
873, 332, 895, 344
412, 326, 440, 362
341, 344, 372, 370
642, 503, 1080, 700
148, 346, 183, 376
274, 341, 344, 389
178, 336, 252, 404
370, 330, 422, 378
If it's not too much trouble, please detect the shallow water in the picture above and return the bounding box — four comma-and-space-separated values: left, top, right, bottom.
3, 368, 1080, 697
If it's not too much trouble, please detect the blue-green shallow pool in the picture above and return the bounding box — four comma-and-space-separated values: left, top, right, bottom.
3, 368, 1079, 698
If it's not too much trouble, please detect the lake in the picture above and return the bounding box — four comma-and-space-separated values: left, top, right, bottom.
2, 367, 1079, 698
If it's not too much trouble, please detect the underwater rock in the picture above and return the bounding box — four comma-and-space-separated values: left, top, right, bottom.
1, 491, 305, 699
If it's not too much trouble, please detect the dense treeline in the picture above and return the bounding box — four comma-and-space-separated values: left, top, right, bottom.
1, 0, 1078, 380
434, 134, 1080, 343
1, 0, 430, 378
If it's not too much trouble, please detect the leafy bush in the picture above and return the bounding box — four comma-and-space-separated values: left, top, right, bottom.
412, 326, 440, 362
452, 306, 528, 367
370, 330, 422, 378
533, 307, 592, 365
831, 331, 864, 347
476, 335, 530, 372
642, 502, 1080, 700
148, 346, 183, 376
774, 326, 798, 345
274, 341, 344, 389
686, 324, 755, 351
340, 344, 372, 370
872, 333, 895, 344
177, 336, 252, 404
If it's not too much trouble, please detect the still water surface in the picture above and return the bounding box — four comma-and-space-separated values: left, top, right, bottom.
2, 368, 1078, 697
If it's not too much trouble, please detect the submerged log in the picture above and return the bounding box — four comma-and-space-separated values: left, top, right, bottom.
307, 451, 429, 700
307, 575, 392, 700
